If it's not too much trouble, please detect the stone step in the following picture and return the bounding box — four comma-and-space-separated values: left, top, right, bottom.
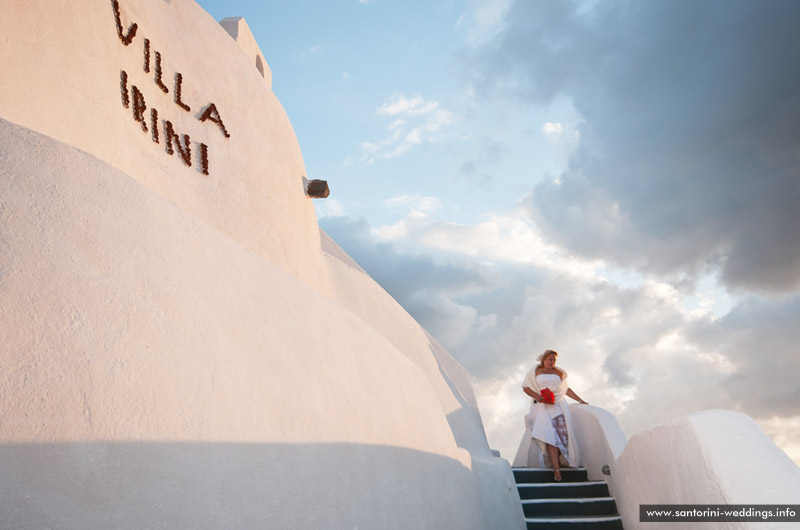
513, 467, 588, 483
522, 497, 619, 517
524, 515, 624, 530
517, 481, 611, 500
513, 467, 623, 528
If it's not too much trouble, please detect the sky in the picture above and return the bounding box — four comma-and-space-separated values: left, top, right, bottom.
196, 0, 800, 467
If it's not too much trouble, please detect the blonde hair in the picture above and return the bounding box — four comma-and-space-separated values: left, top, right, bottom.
537, 349, 558, 368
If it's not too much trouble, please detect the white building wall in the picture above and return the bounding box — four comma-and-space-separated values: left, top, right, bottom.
0, 0, 321, 289
514, 406, 800, 530
0, 0, 526, 528
614, 410, 800, 530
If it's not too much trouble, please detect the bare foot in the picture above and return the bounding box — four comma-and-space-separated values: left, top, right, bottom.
553, 468, 562, 481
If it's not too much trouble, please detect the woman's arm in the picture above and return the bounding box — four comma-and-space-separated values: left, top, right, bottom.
523, 386, 542, 402
566, 388, 588, 404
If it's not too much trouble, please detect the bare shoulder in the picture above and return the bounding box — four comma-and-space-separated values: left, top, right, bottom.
553, 367, 564, 379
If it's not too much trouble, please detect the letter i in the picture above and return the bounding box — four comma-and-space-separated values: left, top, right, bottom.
120, 70, 130, 108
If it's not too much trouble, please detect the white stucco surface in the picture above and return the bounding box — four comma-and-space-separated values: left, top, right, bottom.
0, 1, 525, 528
614, 410, 800, 530
0, 0, 319, 287
513, 405, 800, 530
568, 405, 627, 489
219, 17, 272, 88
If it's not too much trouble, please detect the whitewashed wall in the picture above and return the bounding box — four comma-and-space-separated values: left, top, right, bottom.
514, 406, 800, 530
569, 406, 627, 486
0, 1, 525, 528
614, 410, 800, 530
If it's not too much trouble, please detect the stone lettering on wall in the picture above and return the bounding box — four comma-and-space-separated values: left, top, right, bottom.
112, 0, 229, 176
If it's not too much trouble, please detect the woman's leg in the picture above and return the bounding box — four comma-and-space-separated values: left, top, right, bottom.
546, 443, 561, 481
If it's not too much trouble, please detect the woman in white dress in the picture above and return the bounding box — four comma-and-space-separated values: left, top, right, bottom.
522, 350, 588, 481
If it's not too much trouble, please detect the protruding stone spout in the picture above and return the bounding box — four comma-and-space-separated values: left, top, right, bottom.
306, 179, 330, 198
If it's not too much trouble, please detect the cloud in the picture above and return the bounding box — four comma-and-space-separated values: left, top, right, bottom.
378, 94, 440, 117
322, 206, 674, 382
472, 0, 800, 294
382, 194, 444, 215
457, 135, 506, 186
348, 93, 456, 165
759, 416, 800, 467
370, 199, 601, 280
542, 122, 562, 136
688, 296, 800, 418
320, 216, 492, 302
312, 198, 346, 219
319, 0, 800, 462
459, 0, 513, 46
320, 206, 800, 463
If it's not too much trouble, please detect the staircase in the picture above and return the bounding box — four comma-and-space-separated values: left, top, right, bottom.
513, 468, 623, 530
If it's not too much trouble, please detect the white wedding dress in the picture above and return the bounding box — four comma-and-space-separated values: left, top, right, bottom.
523, 370, 580, 468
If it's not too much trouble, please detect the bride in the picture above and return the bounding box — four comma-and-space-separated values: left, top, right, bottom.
522, 350, 588, 481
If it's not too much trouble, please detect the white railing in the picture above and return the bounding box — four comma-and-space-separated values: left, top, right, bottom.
512, 404, 626, 479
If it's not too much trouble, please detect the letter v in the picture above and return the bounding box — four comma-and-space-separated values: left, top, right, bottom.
111, 0, 138, 46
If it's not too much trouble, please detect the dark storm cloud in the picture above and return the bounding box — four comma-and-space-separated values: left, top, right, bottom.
320, 210, 799, 459
320, 215, 492, 305
474, 0, 800, 293
321, 213, 689, 384
321, 215, 511, 352
689, 296, 800, 417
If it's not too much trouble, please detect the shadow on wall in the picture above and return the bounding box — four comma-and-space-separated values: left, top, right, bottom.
0, 442, 484, 530
427, 339, 489, 456
428, 342, 527, 525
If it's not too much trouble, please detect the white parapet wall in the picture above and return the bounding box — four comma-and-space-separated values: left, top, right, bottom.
0, 1, 526, 528
569, 405, 628, 488
219, 17, 272, 87
614, 410, 800, 530
514, 406, 800, 530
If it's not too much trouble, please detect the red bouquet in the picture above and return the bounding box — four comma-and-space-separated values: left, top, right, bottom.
540, 388, 555, 405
